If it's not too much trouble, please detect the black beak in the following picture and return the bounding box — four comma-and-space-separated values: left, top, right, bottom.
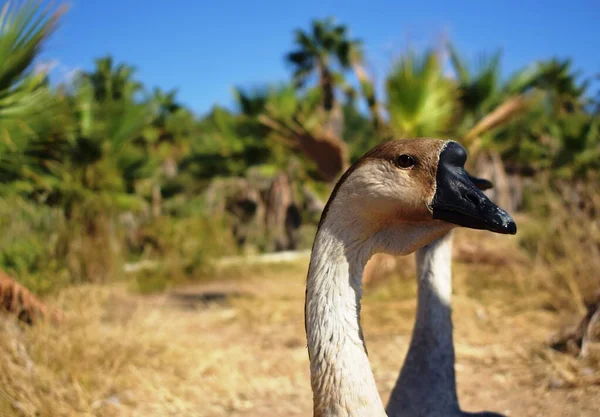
431, 141, 517, 235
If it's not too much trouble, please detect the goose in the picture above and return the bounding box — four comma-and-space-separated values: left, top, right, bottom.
386, 176, 506, 417
305, 138, 516, 417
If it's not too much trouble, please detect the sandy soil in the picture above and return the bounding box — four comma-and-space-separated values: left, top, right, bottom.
1, 258, 599, 417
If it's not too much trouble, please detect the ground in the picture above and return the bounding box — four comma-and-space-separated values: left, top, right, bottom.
1, 231, 599, 416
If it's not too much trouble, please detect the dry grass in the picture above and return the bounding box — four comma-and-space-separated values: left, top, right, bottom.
1, 224, 599, 417
518, 183, 600, 314
0, 264, 311, 417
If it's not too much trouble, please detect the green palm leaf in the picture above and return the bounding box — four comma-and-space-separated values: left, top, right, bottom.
0, 1, 64, 170
386, 49, 455, 137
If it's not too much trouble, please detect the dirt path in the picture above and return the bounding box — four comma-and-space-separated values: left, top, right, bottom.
153, 267, 599, 417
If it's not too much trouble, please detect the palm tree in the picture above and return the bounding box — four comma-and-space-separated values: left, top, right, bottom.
28, 72, 154, 209
0, 2, 65, 164
147, 87, 198, 210
532, 58, 589, 114
0, 1, 72, 205
447, 46, 503, 118
490, 59, 597, 180
233, 84, 349, 182
445, 45, 594, 211
385, 49, 455, 138
445, 45, 528, 210
152, 87, 181, 128
85, 56, 142, 103
446, 43, 544, 146
286, 18, 359, 113
283, 18, 391, 175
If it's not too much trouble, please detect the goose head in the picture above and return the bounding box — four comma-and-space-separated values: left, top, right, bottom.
318, 138, 516, 258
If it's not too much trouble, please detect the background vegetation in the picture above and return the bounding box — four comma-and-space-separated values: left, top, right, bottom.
0, 2, 599, 416
0, 3, 596, 303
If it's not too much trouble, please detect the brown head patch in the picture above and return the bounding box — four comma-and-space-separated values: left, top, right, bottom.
317, 138, 448, 230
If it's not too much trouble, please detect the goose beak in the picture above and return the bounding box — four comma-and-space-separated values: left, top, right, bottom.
430, 141, 517, 235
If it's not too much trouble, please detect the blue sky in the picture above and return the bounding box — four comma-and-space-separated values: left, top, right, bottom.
40, 0, 599, 116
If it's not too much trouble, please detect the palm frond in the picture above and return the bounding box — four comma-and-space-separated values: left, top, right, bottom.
0, 1, 65, 151
446, 42, 470, 84
504, 62, 545, 94
386, 49, 456, 137
0, 2, 64, 90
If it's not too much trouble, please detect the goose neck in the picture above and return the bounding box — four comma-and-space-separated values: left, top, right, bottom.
305, 224, 386, 417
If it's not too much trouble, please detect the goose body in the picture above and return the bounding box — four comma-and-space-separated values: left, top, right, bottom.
387, 232, 458, 416
305, 139, 516, 417
386, 232, 506, 417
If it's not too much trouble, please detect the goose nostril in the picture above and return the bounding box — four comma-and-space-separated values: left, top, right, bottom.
465, 193, 479, 206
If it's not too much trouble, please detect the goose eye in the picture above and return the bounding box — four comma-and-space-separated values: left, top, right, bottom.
395, 154, 415, 169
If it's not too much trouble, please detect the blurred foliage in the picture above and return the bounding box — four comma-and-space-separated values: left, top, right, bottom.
385, 49, 455, 138
285, 17, 361, 111
0, 2, 63, 155
0, 196, 68, 294
517, 176, 600, 311
0, 4, 597, 297
131, 214, 236, 294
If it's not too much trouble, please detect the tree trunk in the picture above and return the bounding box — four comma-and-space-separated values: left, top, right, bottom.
475, 151, 515, 212
162, 156, 178, 179
204, 178, 266, 249
152, 184, 162, 218
490, 151, 514, 212
265, 174, 301, 251
318, 62, 347, 145
351, 60, 385, 135
321, 104, 344, 141
319, 63, 335, 112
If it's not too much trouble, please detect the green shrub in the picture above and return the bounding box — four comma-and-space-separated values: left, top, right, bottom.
0, 196, 69, 293
130, 213, 237, 294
